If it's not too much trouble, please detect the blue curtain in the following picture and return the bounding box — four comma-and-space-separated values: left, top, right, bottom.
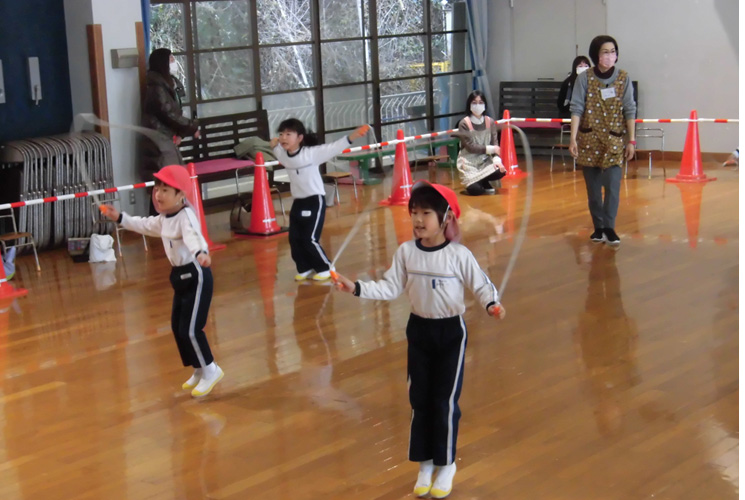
465, 0, 494, 114
141, 0, 151, 56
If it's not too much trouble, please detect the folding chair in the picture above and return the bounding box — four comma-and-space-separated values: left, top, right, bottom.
550, 124, 576, 172
0, 208, 41, 272
322, 171, 358, 206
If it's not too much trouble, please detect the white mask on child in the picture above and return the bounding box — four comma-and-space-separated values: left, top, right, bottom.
470, 103, 485, 116
576, 66, 589, 75
169, 61, 179, 74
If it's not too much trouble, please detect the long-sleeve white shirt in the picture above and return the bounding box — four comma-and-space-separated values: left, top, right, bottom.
272, 136, 352, 199
357, 239, 499, 319
120, 207, 208, 267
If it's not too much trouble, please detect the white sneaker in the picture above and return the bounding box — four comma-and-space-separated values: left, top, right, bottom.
413, 460, 434, 497
192, 364, 224, 397
312, 271, 331, 281
431, 463, 456, 499
182, 368, 203, 390
295, 270, 314, 281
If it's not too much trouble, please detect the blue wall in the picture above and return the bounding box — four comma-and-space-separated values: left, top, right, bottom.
0, 0, 73, 142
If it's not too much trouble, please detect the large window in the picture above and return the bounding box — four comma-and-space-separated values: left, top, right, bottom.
149, 0, 470, 140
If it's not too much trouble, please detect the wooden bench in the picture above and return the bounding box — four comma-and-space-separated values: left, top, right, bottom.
498, 81, 565, 154
337, 137, 459, 184
499, 80, 639, 155
178, 110, 286, 207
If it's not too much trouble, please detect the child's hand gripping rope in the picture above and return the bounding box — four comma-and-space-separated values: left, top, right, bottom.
330, 270, 355, 293
488, 303, 506, 320
348, 124, 371, 142
99, 204, 120, 222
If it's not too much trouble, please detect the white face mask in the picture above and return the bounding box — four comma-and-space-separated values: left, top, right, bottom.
599, 53, 617, 69
576, 66, 589, 75
470, 103, 485, 116
169, 61, 179, 75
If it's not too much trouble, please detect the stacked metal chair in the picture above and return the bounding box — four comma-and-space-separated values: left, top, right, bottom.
0, 132, 114, 250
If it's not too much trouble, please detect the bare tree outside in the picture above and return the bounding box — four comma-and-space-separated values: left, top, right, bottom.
149, 0, 468, 132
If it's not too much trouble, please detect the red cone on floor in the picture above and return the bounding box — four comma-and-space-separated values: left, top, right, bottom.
0, 253, 27, 301
666, 110, 716, 184
239, 153, 287, 236
390, 206, 413, 245
379, 129, 414, 206
186, 163, 226, 251
500, 110, 527, 179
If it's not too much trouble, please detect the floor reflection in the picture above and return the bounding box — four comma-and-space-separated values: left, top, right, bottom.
571, 241, 639, 437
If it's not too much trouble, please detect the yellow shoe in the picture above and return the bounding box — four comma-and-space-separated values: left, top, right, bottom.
413, 460, 434, 497
430, 463, 456, 499
182, 370, 202, 391
430, 486, 452, 499
312, 271, 331, 281
295, 270, 313, 281
413, 483, 433, 497
191, 365, 224, 397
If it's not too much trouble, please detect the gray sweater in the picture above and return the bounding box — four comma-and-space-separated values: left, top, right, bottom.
570, 67, 637, 121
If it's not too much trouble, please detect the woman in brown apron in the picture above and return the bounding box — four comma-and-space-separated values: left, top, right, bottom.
569, 36, 636, 246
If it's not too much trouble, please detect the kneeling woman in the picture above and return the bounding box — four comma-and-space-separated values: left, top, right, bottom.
453, 90, 506, 195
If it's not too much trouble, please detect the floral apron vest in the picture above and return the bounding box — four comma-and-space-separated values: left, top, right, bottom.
577, 69, 629, 169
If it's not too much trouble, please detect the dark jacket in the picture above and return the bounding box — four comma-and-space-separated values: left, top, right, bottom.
140, 71, 199, 177
557, 75, 573, 118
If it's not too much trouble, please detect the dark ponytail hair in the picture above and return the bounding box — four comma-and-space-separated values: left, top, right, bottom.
277, 118, 319, 147
148, 48, 173, 85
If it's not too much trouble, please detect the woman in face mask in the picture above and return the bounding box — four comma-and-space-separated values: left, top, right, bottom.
568, 35, 637, 247
557, 55, 591, 118
141, 48, 200, 213
452, 90, 507, 196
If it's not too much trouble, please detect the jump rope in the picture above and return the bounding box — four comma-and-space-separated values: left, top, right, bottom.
71, 114, 533, 312
329, 124, 535, 314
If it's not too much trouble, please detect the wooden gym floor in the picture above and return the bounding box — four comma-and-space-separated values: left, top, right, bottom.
0, 158, 738, 499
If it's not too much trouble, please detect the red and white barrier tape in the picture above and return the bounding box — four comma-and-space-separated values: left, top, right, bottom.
256, 128, 460, 169
0, 181, 155, 211
498, 117, 739, 124
4, 115, 736, 209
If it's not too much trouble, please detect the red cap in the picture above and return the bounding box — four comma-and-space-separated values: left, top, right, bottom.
153, 165, 196, 207
411, 180, 461, 219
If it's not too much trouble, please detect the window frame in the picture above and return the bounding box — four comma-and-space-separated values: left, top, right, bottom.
149, 0, 471, 137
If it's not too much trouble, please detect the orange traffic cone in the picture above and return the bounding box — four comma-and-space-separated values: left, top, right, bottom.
0, 255, 27, 301
674, 183, 706, 248
236, 152, 288, 237
500, 110, 528, 179
186, 163, 227, 252
390, 205, 413, 245
379, 129, 414, 206
666, 110, 717, 184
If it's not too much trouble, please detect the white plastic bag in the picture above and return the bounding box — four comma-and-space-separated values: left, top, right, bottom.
89, 234, 117, 263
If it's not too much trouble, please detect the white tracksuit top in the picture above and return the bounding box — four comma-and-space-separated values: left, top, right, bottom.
120, 207, 208, 267
357, 239, 499, 319
272, 136, 352, 199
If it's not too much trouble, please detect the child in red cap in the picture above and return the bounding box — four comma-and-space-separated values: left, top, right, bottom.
333, 181, 505, 498
100, 164, 223, 398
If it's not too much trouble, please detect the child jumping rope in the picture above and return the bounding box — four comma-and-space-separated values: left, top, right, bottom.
270, 119, 369, 281
100, 165, 223, 398
333, 181, 506, 498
